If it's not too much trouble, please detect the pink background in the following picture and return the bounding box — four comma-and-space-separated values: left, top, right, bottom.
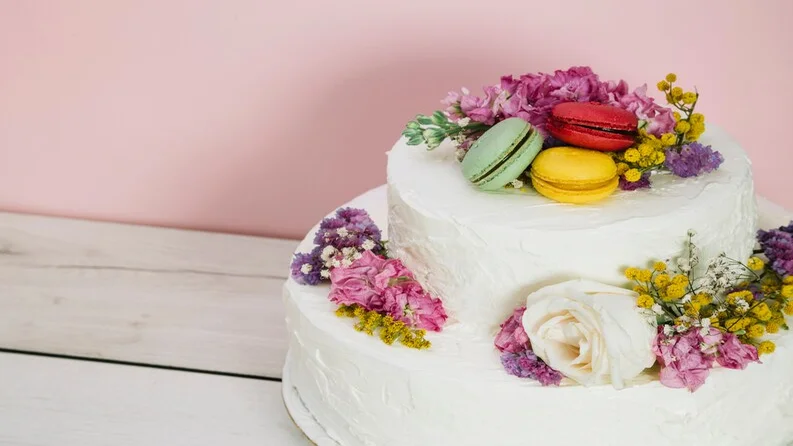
1, 1, 791, 239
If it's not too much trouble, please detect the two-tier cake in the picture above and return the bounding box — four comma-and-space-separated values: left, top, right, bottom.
282, 68, 793, 446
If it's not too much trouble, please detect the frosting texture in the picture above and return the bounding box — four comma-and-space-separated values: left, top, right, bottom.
283, 186, 793, 446
387, 126, 758, 333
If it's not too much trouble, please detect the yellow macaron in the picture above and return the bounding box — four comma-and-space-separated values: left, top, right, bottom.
530, 146, 619, 204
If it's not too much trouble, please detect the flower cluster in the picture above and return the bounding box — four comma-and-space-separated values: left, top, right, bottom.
494, 306, 562, 386
614, 74, 723, 190
758, 222, 793, 277
403, 66, 673, 154
335, 304, 431, 350
624, 226, 793, 391
289, 208, 385, 285
330, 250, 448, 333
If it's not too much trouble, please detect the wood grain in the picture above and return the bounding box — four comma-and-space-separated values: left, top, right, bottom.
0, 352, 311, 446
0, 212, 298, 378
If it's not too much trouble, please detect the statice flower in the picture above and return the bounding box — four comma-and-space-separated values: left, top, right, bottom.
290, 246, 324, 285
757, 222, 793, 277
664, 142, 724, 178
619, 171, 652, 191
494, 306, 529, 353
500, 350, 563, 386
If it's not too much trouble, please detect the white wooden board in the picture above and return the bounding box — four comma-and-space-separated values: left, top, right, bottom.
0, 211, 299, 378
0, 352, 311, 446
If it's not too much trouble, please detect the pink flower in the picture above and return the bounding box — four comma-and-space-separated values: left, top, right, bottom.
607, 84, 675, 136
328, 251, 392, 311
652, 329, 714, 392
716, 333, 760, 370
494, 306, 529, 353
459, 85, 506, 125
383, 282, 448, 332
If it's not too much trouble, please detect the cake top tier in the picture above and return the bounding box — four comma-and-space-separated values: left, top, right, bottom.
387, 125, 752, 231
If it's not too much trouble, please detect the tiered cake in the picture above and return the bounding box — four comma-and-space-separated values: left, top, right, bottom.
282, 68, 793, 446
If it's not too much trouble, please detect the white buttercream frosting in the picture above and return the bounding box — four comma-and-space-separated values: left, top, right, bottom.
283, 186, 793, 446
387, 126, 758, 333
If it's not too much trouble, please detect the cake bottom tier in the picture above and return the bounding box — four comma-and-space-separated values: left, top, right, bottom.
282, 186, 793, 446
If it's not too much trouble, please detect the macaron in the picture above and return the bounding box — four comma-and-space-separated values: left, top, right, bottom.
547, 102, 638, 151
461, 117, 544, 191
530, 146, 619, 204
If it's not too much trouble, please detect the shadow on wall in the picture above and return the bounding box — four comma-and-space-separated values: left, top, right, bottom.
198, 49, 571, 239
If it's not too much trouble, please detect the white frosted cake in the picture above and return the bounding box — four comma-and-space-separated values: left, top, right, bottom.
282, 68, 793, 445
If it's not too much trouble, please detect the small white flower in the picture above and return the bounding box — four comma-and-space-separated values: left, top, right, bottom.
663, 325, 675, 336
336, 227, 349, 238
321, 245, 337, 261
736, 299, 750, 312
652, 304, 665, 315
320, 269, 331, 279
461, 87, 470, 95
353, 251, 363, 260
341, 258, 352, 267
510, 179, 524, 189
341, 247, 356, 257
687, 229, 697, 237
677, 258, 691, 273
361, 239, 376, 251
330, 258, 341, 268
681, 294, 693, 304
455, 148, 467, 161
457, 117, 471, 128
300, 263, 313, 274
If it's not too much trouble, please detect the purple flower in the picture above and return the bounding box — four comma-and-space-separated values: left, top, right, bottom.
664, 142, 725, 178
619, 172, 652, 191
652, 328, 714, 392
757, 222, 793, 277
716, 333, 760, 370
494, 306, 529, 353
314, 208, 382, 250
383, 281, 448, 332
500, 350, 563, 386
290, 246, 324, 285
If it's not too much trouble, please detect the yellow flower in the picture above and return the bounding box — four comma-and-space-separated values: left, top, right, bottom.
673, 111, 681, 121
616, 162, 629, 175
681, 92, 697, 104
671, 275, 689, 287
727, 290, 753, 304
689, 113, 705, 124
758, 340, 776, 355
766, 321, 780, 334
637, 143, 653, 157
746, 324, 766, 338
781, 285, 793, 298
653, 151, 666, 164
637, 294, 654, 309
660, 133, 677, 146
671, 87, 683, 100
747, 257, 765, 271
633, 285, 649, 294
784, 276, 793, 284
625, 267, 640, 281
674, 120, 691, 133
637, 269, 653, 282
665, 73, 677, 83
666, 284, 686, 300
784, 301, 793, 316
653, 261, 667, 272
624, 149, 640, 162
724, 317, 755, 332
654, 274, 671, 288
624, 169, 642, 183
657, 80, 670, 91
692, 293, 711, 306
750, 302, 773, 321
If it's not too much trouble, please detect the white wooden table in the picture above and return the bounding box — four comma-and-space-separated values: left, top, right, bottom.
0, 211, 311, 445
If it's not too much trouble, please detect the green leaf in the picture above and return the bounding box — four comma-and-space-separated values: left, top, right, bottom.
405, 121, 420, 130
416, 115, 433, 126
407, 134, 424, 146
402, 127, 418, 138
431, 110, 448, 126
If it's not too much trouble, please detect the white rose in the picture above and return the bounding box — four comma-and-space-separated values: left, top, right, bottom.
521, 279, 656, 389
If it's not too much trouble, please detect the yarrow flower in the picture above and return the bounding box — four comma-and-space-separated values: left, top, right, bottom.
500, 350, 563, 386
290, 208, 385, 284
664, 142, 724, 179
757, 222, 793, 277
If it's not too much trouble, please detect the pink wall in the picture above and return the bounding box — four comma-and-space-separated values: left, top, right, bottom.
1, 1, 791, 239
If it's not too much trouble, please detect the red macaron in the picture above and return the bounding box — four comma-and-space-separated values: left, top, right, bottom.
547, 102, 639, 151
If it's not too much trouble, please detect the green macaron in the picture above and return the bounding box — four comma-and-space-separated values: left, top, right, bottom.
461, 117, 544, 191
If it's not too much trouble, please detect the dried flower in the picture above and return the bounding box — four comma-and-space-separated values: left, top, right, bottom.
494, 306, 529, 353
757, 222, 793, 277
664, 142, 724, 178
500, 350, 563, 386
